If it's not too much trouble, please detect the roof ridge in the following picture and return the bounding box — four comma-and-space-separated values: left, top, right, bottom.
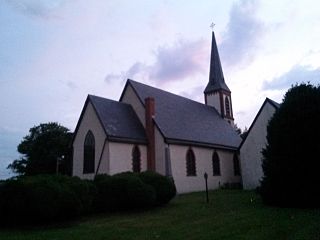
128, 79, 219, 111
266, 97, 280, 108
88, 94, 134, 107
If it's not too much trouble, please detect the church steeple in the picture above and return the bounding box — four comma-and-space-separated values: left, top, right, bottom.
204, 31, 234, 124
204, 31, 230, 93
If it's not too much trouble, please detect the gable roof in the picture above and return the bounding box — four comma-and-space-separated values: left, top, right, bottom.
121, 79, 241, 150
73, 95, 147, 144
238, 98, 280, 150
204, 31, 230, 93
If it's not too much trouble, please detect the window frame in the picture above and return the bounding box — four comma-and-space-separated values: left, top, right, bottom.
186, 148, 196, 176
212, 151, 221, 176
132, 145, 141, 173
83, 130, 95, 174
225, 96, 230, 116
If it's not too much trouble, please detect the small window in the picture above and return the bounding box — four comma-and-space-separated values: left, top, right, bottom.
225, 96, 230, 116
83, 130, 95, 174
132, 146, 141, 173
186, 148, 196, 176
233, 153, 241, 176
212, 151, 221, 176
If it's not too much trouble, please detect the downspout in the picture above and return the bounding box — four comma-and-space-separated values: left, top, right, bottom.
95, 138, 107, 177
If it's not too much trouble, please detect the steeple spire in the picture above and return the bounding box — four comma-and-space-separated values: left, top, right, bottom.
204, 31, 230, 93
204, 30, 234, 125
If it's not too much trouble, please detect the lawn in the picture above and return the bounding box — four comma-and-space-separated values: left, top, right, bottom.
1, 190, 319, 240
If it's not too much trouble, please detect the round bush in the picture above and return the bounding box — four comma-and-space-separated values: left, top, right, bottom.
126, 176, 156, 208
94, 173, 156, 211
62, 176, 96, 215
138, 171, 176, 205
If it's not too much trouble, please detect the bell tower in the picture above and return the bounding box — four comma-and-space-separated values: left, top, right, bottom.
204, 31, 234, 125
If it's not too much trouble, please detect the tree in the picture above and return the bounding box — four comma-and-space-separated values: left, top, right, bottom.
259, 83, 320, 207
8, 122, 73, 176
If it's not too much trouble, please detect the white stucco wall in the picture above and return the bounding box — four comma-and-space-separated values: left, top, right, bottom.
109, 142, 147, 175
206, 92, 220, 114
73, 102, 108, 179
240, 101, 276, 189
170, 145, 241, 193
121, 84, 146, 127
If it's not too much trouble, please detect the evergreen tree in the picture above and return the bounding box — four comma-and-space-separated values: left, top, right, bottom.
260, 83, 320, 207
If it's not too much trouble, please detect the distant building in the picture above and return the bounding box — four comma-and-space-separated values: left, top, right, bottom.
239, 98, 280, 189
72, 31, 243, 193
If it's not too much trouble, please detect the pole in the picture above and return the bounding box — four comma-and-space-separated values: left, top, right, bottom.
204, 172, 209, 203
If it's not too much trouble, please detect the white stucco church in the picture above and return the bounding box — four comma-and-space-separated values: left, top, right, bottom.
72, 31, 277, 193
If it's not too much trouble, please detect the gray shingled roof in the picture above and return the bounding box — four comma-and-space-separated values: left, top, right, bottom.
127, 80, 241, 149
204, 31, 230, 93
89, 95, 147, 143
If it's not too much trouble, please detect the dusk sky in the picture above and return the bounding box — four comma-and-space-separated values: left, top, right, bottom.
1, 0, 320, 179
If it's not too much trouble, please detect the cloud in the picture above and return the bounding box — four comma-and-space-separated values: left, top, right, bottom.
263, 65, 320, 90
149, 39, 209, 82
104, 63, 147, 84
179, 85, 204, 102
66, 81, 77, 89
220, 0, 266, 68
5, 0, 65, 18
105, 38, 209, 84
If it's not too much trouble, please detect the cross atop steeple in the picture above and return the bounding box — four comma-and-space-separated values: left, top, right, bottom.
210, 22, 215, 31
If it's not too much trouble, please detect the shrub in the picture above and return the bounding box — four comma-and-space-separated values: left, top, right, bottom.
0, 174, 94, 225
0, 178, 30, 224
138, 171, 176, 206
94, 173, 156, 211
60, 176, 96, 215
125, 176, 156, 208
93, 174, 113, 212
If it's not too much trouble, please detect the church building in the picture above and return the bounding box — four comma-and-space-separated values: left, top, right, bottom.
72, 32, 242, 193
239, 98, 279, 189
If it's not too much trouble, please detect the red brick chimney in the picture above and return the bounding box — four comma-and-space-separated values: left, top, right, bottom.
145, 97, 156, 171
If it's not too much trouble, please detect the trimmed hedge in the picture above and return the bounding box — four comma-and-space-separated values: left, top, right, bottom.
0, 175, 94, 224
0, 171, 176, 225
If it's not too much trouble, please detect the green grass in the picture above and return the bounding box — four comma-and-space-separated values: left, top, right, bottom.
1, 190, 319, 240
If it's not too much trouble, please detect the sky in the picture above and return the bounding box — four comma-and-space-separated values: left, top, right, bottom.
1, 0, 320, 179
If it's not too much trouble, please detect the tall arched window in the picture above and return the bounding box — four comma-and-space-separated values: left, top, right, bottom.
132, 146, 141, 173
186, 148, 196, 176
233, 153, 241, 176
83, 130, 95, 174
212, 151, 221, 176
225, 96, 230, 116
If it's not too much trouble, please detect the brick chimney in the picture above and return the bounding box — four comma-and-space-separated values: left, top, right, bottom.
145, 97, 156, 171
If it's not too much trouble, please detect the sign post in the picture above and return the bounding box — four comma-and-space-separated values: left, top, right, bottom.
204, 172, 209, 203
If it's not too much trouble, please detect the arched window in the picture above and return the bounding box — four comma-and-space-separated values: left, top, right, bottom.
132, 146, 141, 173
186, 148, 196, 176
225, 96, 230, 116
233, 153, 241, 176
83, 130, 95, 174
212, 151, 221, 176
